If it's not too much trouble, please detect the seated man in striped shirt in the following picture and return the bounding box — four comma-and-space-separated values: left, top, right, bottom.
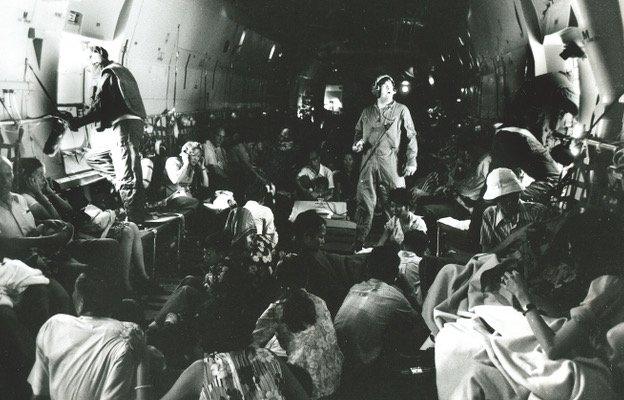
480, 168, 548, 253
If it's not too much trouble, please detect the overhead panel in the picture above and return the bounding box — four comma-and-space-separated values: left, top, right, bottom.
64, 0, 127, 40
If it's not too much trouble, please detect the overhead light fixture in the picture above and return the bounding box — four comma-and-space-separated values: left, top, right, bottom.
268, 44, 276, 60
400, 80, 411, 94
570, 142, 583, 157
238, 31, 246, 46
428, 75, 435, 86
458, 36, 464, 46
572, 124, 586, 139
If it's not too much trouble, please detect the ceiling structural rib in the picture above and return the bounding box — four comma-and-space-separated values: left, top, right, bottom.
221, 0, 431, 57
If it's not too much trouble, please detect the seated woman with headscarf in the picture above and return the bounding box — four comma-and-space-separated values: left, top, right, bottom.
159, 264, 310, 400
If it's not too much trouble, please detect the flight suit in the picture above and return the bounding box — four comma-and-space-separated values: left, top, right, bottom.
354, 101, 417, 243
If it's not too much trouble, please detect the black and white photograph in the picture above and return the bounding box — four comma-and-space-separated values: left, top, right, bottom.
1, 0, 623, 399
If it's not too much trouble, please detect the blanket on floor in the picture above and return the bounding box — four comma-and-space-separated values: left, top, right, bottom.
421, 252, 513, 335
435, 305, 617, 400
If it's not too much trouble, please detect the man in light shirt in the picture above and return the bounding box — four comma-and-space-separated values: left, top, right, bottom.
243, 182, 278, 248
203, 126, 230, 189
296, 149, 334, 200
29, 272, 147, 400
334, 245, 429, 390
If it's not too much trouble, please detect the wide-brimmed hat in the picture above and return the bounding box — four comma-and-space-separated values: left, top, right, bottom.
483, 168, 523, 200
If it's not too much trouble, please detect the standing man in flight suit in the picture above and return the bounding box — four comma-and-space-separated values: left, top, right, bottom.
352, 75, 418, 250
64, 46, 147, 223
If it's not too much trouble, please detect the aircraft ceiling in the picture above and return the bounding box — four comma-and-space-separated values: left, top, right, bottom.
224, 0, 469, 57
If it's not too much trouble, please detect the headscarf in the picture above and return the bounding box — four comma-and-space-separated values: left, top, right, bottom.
224, 207, 256, 246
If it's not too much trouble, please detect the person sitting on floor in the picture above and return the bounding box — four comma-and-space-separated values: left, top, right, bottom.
333, 152, 358, 217
432, 208, 624, 400
438, 262, 624, 400
141, 146, 168, 208
265, 127, 300, 193
399, 230, 454, 305
13, 157, 158, 296
480, 168, 549, 253
398, 229, 430, 306
228, 131, 270, 196
292, 210, 369, 317
296, 150, 334, 200
417, 142, 492, 247
334, 245, 430, 397
223, 198, 256, 249
0, 258, 73, 399
243, 182, 279, 248
378, 187, 427, 246
165, 141, 209, 210
159, 265, 310, 400
203, 126, 230, 190
0, 156, 73, 275
490, 125, 562, 205
28, 272, 148, 400
253, 256, 344, 399
149, 212, 279, 357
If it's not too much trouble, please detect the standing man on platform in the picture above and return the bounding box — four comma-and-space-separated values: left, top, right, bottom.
352, 74, 418, 251
64, 46, 147, 223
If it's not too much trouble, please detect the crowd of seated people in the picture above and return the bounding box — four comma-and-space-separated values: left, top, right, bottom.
13, 157, 157, 296
432, 210, 624, 400
3, 101, 624, 400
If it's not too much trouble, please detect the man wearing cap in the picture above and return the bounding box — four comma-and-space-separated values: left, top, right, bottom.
480, 168, 548, 252
352, 74, 418, 250
63, 46, 147, 223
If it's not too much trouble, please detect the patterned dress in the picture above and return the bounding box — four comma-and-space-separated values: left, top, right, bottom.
253, 291, 344, 399
199, 347, 287, 400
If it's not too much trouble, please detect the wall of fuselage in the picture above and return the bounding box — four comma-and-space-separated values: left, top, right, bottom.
58, 0, 289, 113
467, 0, 624, 142
0, 0, 290, 178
